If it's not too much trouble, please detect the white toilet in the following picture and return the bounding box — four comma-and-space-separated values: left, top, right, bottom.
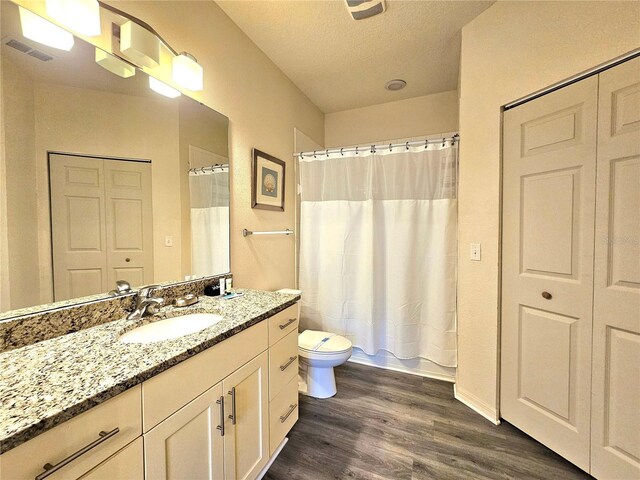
298, 330, 352, 399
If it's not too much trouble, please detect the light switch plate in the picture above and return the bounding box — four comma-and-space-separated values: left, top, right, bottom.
470, 243, 481, 261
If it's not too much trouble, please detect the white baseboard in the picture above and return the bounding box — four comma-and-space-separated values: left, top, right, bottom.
256, 437, 288, 480
453, 384, 501, 425
347, 347, 456, 383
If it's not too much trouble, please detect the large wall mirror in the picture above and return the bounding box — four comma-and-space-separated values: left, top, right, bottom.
1, 1, 230, 316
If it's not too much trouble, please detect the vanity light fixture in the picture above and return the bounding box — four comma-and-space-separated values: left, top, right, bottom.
149, 76, 181, 98
45, 0, 101, 37
95, 48, 136, 78
172, 53, 203, 91
18, 6, 74, 51
120, 20, 161, 68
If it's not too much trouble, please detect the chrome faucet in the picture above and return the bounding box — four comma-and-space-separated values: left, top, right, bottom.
127, 284, 164, 320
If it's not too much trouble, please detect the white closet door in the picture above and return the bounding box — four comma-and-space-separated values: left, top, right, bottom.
591, 57, 640, 479
50, 154, 108, 301
501, 76, 598, 471
104, 160, 154, 288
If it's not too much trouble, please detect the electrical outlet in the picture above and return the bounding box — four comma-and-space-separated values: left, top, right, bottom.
470, 243, 481, 261
165, 235, 173, 247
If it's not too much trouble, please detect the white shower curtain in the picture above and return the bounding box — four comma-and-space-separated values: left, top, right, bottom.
298, 141, 458, 367
189, 169, 230, 276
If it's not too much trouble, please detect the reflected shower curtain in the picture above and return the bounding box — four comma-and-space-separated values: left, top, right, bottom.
298, 142, 458, 366
189, 169, 230, 276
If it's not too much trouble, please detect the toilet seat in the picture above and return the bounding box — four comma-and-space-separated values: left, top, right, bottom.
298, 330, 352, 354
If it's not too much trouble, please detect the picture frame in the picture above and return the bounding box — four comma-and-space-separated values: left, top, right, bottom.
252, 149, 286, 211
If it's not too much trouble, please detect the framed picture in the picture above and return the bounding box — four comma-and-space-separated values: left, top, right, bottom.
252, 149, 285, 211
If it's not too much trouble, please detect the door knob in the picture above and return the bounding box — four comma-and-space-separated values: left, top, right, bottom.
125, 258, 131, 263
542, 291, 552, 300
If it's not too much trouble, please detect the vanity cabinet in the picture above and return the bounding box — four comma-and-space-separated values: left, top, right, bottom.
267, 305, 300, 456
0, 301, 300, 480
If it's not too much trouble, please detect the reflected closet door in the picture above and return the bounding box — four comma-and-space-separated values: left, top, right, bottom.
591, 57, 640, 479
501, 76, 598, 471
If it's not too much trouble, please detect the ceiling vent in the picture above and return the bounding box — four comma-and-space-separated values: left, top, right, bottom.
344, 0, 386, 20
3, 36, 54, 62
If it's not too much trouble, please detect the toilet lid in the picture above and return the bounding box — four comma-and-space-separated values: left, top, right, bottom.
299, 330, 352, 354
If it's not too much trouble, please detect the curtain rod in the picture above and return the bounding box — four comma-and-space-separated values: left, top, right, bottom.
188, 164, 229, 173
295, 134, 459, 158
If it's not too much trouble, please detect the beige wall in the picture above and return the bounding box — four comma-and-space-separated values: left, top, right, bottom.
2, 58, 39, 309
325, 91, 458, 147
457, 0, 640, 420
107, 0, 324, 291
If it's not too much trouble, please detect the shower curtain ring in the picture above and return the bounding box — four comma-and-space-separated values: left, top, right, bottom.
405, 142, 409, 150
326, 149, 329, 156
389, 143, 392, 151
340, 148, 344, 156
356, 147, 359, 155
425, 139, 428, 149
442, 138, 445, 147
313, 150, 317, 158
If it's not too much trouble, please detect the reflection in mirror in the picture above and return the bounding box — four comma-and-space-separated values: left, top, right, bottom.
0, 1, 230, 316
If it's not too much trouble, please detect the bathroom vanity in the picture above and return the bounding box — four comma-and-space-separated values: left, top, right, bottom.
0, 289, 300, 480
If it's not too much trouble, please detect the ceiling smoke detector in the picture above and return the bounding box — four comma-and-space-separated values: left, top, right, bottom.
344, 0, 386, 20
385, 79, 406, 91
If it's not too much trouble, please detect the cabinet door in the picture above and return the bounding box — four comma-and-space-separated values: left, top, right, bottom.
591, 57, 640, 479
80, 438, 143, 480
144, 382, 225, 480
222, 352, 269, 480
501, 75, 598, 471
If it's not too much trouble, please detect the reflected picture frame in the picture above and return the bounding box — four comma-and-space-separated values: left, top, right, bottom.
252, 149, 285, 211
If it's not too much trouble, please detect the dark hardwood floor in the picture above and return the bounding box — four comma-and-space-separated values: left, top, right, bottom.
264, 362, 592, 480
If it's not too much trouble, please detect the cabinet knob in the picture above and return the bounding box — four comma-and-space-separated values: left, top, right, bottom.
125, 258, 131, 263
542, 291, 552, 300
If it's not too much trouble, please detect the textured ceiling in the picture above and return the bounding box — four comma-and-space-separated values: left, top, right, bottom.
217, 0, 495, 113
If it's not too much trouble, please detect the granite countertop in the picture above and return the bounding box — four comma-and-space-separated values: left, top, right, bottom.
0, 289, 299, 454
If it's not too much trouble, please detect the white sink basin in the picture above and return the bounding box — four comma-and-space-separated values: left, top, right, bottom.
119, 313, 223, 344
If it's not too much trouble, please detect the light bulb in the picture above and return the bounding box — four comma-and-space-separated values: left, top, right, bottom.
96, 49, 136, 78
149, 77, 181, 99
172, 54, 203, 91
46, 0, 101, 37
19, 6, 74, 51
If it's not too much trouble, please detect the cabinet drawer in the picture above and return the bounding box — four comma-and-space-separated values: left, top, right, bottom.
79, 438, 143, 480
269, 376, 299, 456
0, 385, 141, 480
142, 321, 267, 432
269, 329, 299, 400
268, 304, 299, 346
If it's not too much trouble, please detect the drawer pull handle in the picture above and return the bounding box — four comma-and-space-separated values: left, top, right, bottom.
280, 355, 297, 371
279, 318, 297, 330
35, 427, 120, 480
228, 387, 237, 425
216, 396, 225, 436
280, 404, 297, 423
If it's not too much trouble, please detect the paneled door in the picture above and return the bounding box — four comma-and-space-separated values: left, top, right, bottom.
501, 76, 598, 471
222, 352, 269, 480
50, 154, 108, 300
104, 160, 153, 288
590, 57, 640, 479
50, 154, 153, 300
144, 382, 225, 479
